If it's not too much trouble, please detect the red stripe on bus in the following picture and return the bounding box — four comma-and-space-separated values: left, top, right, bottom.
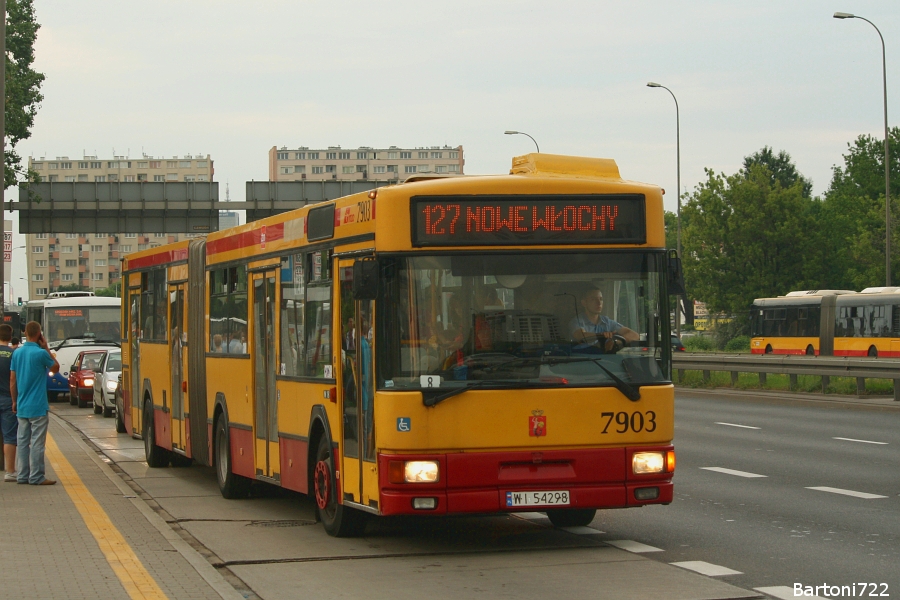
127, 248, 189, 269
207, 223, 285, 256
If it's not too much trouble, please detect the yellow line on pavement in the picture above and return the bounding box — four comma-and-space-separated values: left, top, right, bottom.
45, 433, 169, 600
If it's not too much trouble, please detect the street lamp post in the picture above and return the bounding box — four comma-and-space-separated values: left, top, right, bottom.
834, 12, 891, 286
504, 130, 540, 153
647, 81, 682, 336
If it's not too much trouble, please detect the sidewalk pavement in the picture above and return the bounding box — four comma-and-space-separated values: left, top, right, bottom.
0, 413, 242, 600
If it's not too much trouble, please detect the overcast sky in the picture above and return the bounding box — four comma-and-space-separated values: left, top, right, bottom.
6, 0, 899, 294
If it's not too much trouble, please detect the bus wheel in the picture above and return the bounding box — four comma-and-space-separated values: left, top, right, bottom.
48, 391, 58, 403
546, 508, 597, 528
215, 415, 251, 499
805, 345, 815, 356
314, 436, 366, 537
868, 346, 878, 358
143, 405, 170, 468
764, 345, 773, 354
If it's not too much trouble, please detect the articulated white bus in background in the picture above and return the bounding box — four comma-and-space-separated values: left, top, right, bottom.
24, 292, 122, 402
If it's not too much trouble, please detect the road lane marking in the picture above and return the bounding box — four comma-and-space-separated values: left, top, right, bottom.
512, 512, 547, 520
832, 437, 887, 445
755, 586, 824, 599
701, 467, 767, 478
670, 561, 742, 576
560, 526, 604, 535
806, 486, 887, 499
715, 422, 760, 429
605, 539, 663, 553
46, 433, 169, 600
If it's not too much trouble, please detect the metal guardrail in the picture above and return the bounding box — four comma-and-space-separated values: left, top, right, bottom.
672, 354, 900, 401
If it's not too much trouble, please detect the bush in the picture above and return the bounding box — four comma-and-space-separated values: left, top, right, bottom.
724, 335, 751, 352
684, 335, 715, 352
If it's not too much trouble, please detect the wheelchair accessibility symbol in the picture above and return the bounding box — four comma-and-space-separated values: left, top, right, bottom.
397, 417, 411, 432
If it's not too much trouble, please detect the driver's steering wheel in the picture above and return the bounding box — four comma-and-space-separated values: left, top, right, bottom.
604, 334, 628, 354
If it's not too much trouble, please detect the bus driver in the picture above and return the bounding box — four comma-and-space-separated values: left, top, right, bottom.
570, 288, 639, 351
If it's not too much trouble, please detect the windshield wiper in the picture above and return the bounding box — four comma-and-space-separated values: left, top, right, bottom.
490, 355, 641, 401
422, 380, 565, 408
589, 359, 641, 401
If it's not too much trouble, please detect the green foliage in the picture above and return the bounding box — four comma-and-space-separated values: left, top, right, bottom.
820, 128, 900, 289
681, 150, 824, 329
4, 0, 45, 191
94, 284, 121, 297
724, 335, 750, 352
683, 335, 714, 352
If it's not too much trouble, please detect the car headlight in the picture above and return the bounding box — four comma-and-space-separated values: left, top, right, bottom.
83, 378, 95, 387
633, 452, 666, 474
388, 460, 440, 483
106, 380, 117, 392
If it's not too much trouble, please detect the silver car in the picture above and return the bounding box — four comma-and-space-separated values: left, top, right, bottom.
92, 350, 122, 418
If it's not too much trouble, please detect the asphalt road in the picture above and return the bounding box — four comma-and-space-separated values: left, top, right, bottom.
591, 391, 900, 596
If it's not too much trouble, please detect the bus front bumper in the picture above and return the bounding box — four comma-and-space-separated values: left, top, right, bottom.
376, 446, 674, 516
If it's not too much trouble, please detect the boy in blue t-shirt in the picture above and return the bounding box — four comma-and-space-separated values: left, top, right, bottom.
0, 324, 17, 481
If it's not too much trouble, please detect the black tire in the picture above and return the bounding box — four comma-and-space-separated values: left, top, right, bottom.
764, 345, 773, 354
69, 392, 78, 405
546, 508, 597, 528
93, 399, 102, 414
805, 345, 815, 356
868, 346, 878, 358
77, 393, 89, 409
314, 435, 367, 537
215, 415, 251, 499
143, 404, 170, 468
103, 405, 114, 418
115, 405, 127, 434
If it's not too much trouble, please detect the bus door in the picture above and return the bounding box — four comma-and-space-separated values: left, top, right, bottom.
252, 271, 279, 480
338, 259, 377, 509
128, 284, 141, 435
169, 284, 188, 452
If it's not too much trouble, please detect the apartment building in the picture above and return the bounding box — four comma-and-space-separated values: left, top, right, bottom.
24, 154, 215, 300
268, 145, 464, 182
29, 153, 214, 183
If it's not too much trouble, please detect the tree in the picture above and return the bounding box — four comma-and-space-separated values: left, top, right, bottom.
681, 150, 822, 333
821, 128, 900, 289
743, 146, 813, 198
94, 284, 121, 297
4, 0, 45, 191
54, 284, 89, 293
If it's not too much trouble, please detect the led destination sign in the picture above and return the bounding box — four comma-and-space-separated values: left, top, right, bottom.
412, 195, 646, 246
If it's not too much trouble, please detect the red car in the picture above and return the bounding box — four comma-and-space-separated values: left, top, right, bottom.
68, 350, 107, 408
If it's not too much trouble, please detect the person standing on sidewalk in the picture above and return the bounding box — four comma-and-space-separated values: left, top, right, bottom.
11, 321, 59, 486
0, 324, 17, 482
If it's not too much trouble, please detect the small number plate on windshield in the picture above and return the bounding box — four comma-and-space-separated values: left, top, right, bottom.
506, 490, 570, 507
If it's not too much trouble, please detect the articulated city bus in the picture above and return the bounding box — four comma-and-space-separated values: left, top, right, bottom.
751, 287, 900, 357
122, 153, 680, 536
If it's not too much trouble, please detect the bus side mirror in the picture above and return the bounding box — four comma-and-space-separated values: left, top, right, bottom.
667, 250, 687, 297
352, 259, 379, 301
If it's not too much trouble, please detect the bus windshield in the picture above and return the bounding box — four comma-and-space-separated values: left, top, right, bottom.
380, 251, 669, 391
45, 306, 121, 342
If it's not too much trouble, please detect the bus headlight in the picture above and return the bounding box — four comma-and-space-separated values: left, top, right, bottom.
633, 452, 665, 474
389, 460, 440, 483
106, 380, 118, 392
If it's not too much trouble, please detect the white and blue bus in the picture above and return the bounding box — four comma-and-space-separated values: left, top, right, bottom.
25, 292, 122, 402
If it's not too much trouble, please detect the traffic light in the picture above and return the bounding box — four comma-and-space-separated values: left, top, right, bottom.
17, 297, 22, 306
